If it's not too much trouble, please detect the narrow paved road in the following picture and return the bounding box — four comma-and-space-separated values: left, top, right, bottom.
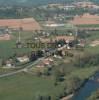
0, 48, 58, 78
0, 58, 44, 78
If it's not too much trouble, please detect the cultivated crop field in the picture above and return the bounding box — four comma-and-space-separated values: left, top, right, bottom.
0, 18, 42, 31
71, 13, 99, 26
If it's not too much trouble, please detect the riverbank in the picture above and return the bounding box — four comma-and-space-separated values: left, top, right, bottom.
61, 67, 99, 100
61, 94, 74, 100
61, 79, 87, 100
72, 71, 99, 100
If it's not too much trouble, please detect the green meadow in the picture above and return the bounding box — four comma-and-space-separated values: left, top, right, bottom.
0, 40, 31, 59
0, 73, 64, 100
0, 66, 98, 100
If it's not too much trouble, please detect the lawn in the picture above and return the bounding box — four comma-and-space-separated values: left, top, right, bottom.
86, 31, 99, 41
67, 67, 99, 80
0, 73, 64, 100
0, 28, 99, 100
12, 31, 35, 40
84, 31, 99, 54
0, 30, 40, 59
0, 40, 31, 59
77, 24, 99, 28
85, 46, 99, 54
0, 67, 97, 100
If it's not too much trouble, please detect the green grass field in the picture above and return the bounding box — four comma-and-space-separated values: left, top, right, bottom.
0, 66, 98, 100
86, 31, 99, 41
77, 24, 99, 28
0, 73, 64, 100
67, 67, 99, 80
0, 25, 99, 100
12, 31, 35, 40
0, 30, 35, 59
84, 31, 99, 54
0, 40, 31, 59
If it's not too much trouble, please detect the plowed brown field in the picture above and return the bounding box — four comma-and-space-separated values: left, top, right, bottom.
0, 18, 41, 31
70, 13, 99, 25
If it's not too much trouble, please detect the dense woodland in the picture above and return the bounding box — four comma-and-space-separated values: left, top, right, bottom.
0, 5, 98, 19
0, 0, 78, 6
0, 0, 98, 7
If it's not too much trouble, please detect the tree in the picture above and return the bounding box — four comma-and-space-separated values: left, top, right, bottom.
77, 30, 90, 39
43, 68, 50, 76
1, 59, 6, 66
0, 59, 2, 66
35, 94, 42, 100
37, 50, 44, 58
30, 51, 37, 61
65, 76, 82, 94
35, 93, 51, 100
54, 68, 65, 86
88, 89, 99, 100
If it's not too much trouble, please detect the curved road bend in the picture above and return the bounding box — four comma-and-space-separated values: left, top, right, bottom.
0, 58, 44, 78
0, 47, 59, 78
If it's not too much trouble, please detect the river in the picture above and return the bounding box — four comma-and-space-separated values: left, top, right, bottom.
72, 72, 99, 100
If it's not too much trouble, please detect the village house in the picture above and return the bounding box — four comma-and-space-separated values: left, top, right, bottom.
39, 35, 75, 51
40, 36, 75, 43
4, 59, 15, 68
58, 5, 75, 10
16, 55, 30, 63
77, 39, 86, 47
36, 58, 54, 68
48, 3, 75, 10
74, 1, 99, 9
0, 33, 11, 41
0, 27, 12, 41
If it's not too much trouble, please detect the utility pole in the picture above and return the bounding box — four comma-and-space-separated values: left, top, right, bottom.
75, 26, 78, 39
16, 8, 23, 48
71, 24, 78, 48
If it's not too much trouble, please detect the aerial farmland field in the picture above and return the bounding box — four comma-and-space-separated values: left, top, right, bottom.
0, 1, 99, 100
0, 18, 42, 31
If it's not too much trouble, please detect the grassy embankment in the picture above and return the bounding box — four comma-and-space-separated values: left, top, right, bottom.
0, 66, 98, 100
